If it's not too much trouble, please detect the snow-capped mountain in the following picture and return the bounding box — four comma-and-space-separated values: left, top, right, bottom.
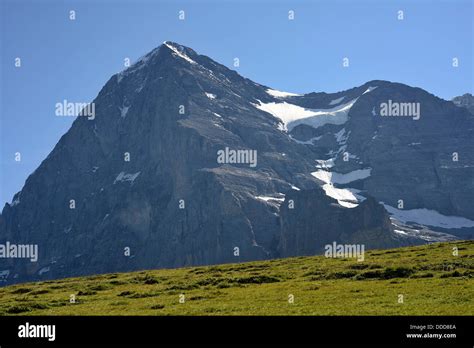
1, 41, 473, 285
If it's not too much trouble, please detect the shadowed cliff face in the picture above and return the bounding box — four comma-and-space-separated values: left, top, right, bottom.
279, 190, 394, 258
1, 42, 472, 285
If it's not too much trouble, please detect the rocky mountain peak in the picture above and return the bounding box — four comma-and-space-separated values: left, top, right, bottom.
1, 43, 473, 286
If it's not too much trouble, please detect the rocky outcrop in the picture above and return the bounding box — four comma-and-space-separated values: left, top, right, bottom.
453, 93, 474, 115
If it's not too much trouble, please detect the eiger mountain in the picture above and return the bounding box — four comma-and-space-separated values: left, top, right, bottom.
1, 41, 473, 285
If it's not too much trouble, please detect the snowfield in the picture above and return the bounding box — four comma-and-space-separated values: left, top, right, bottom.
253, 98, 358, 131
320, 185, 365, 208
383, 204, 474, 229
311, 168, 372, 185
311, 169, 370, 208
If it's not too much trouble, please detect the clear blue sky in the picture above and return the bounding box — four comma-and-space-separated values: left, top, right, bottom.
1, 0, 473, 206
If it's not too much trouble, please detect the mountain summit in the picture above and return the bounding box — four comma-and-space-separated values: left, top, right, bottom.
1, 42, 473, 285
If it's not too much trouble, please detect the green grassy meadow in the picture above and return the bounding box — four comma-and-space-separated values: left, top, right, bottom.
0, 240, 472, 315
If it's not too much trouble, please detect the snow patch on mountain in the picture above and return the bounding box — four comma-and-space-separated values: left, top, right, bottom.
163, 41, 197, 65
320, 184, 365, 208
390, 219, 459, 242
311, 168, 369, 208
116, 47, 161, 83
311, 168, 372, 185
253, 98, 358, 131
382, 204, 474, 229
363, 86, 378, 95
266, 88, 301, 98
255, 193, 286, 207
315, 158, 335, 169
256, 195, 285, 202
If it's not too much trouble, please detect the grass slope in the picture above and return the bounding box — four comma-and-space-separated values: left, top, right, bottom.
0, 241, 472, 315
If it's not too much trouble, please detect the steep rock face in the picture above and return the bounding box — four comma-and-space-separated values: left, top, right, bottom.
278, 189, 412, 258
279, 190, 421, 257
0, 42, 472, 285
0, 42, 289, 283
